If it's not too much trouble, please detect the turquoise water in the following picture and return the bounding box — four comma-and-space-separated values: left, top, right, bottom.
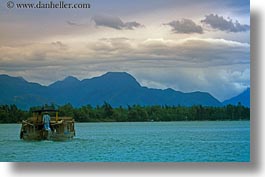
0, 121, 250, 162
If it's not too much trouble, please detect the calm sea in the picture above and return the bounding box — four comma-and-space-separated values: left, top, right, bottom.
0, 121, 250, 162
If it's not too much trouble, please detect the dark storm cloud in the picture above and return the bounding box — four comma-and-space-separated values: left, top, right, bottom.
201, 14, 250, 32
92, 15, 143, 30
164, 19, 203, 34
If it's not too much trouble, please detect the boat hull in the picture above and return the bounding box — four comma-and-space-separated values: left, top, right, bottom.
20, 116, 75, 141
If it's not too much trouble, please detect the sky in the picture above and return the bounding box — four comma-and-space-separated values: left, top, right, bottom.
0, 0, 250, 101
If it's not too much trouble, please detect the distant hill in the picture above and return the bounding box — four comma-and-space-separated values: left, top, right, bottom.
222, 88, 250, 107
0, 72, 223, 109
0, 74, 49, 109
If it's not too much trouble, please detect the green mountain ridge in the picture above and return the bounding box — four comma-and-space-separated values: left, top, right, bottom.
0, 72, 248, 110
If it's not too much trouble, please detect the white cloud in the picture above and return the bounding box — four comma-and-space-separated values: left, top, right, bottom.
133, 66, 249, 101
0, 37, 249, 100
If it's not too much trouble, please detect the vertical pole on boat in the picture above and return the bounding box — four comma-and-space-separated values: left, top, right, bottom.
33, 112, 36, 124
56, 111, 58, 123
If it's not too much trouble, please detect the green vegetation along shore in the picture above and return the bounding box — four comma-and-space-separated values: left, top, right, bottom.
0, 102, 250, 123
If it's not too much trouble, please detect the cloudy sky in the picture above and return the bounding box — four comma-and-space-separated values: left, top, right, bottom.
0, 0, 250, 101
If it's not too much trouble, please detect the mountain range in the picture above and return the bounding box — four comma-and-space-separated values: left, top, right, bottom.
0, 72, 250, 110
223, 88, 250, 107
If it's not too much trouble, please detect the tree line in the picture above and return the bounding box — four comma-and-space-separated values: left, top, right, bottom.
0, 102, 250, 123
